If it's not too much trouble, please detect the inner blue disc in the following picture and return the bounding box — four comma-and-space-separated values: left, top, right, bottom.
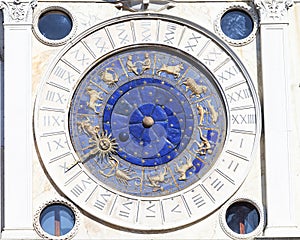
103, 78, 194, 166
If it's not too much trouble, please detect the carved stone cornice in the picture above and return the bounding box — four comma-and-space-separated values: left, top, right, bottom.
255, 0, 293, 23
0, 0, 37, 24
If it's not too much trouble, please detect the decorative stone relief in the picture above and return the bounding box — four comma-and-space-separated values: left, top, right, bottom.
0, 0, 37, 23
255, 0, 293, 23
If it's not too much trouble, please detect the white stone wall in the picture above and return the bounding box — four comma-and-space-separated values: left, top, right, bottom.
1, 0, 300, 239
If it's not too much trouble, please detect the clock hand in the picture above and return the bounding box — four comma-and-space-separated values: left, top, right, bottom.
64, 155, 94, 173
66, 162, 79, 172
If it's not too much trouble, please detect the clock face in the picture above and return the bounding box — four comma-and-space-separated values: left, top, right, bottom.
34, 14, 260, 231
69, 47, 227, 198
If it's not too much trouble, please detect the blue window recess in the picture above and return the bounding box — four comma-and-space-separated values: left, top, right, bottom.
40, 204, 75, 237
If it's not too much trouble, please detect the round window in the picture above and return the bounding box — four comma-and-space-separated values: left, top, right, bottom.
220, 10, 254, 40
225, 201, 260, 234
220, 197, 265, 239
38, 10, 73, 40
39, 204, 75, 237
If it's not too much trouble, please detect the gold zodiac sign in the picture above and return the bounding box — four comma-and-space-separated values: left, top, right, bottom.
194, 127, 213, 155
140, 53, 151, 74
77, 117, 100, 141
206, 99, 218, 124
81, 130, 118, 160
99, 156, 142, 186
146, 167, 169, 192
175, 155, 194, 181
126, 53, 152, 75
86, 87, 103, 114
126, 55, 139, 75
157, 63, 183, 78
196, 104, 206, 125
99, 67, 119, 86
182, 77, 207, 98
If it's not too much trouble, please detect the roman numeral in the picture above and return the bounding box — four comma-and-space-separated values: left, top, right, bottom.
70, 49, 90, 67
93, 37, 109, 53
53, 66, 75, 84
59, 162, 69, 173
232, 114, 256, 124
191, 193, 206, 208
228, 160, 239, 172
146, 203, 156, 218
119, 200, 133, 218
227, 88, 250, 103
185, 32, 202, 52
141, 21, 151, 42
203, 48, 221, 65
164, 23, 176, 44
43, 115, 63, 127
71, 179, 92, 197
217, 65, 239, 82
94, 193, 111, 211
211, 178, 224, 191
47, 138, 66, 152
171, 204, 181, 213
45, 90, 65, 104
116, 23, 129, 45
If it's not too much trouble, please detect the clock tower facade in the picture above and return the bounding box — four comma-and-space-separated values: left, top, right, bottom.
1, 0, 300, 239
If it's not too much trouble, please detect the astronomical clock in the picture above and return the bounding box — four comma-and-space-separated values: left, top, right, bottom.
32, 2, 264, 239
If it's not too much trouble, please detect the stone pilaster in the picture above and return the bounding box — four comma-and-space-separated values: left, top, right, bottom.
255, 0, 300, 237
0, 0, 38, 238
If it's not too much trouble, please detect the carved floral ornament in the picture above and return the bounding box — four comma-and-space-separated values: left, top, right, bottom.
0, 0, 37, 23
254, 0, 294, 22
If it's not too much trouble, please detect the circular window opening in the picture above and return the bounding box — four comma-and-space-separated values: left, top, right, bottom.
40, 204, 75, 237
221, 10, 254, 40
225, 201, 260, 235
38, 10, 73, 40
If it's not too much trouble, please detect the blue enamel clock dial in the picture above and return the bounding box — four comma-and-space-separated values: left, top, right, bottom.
104, 78, 193, 167
69, 47, 227, 197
